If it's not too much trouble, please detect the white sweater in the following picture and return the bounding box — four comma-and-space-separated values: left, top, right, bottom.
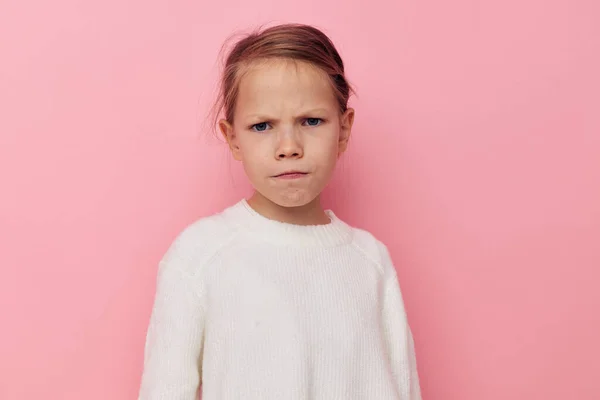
138, 199, 421, 400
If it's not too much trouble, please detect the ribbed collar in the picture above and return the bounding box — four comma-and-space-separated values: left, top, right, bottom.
222, 198, 353, 247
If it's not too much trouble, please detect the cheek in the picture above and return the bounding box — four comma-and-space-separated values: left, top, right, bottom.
311, 130, 340, 163
239, 136, 270, 170
238, 134, 260, 155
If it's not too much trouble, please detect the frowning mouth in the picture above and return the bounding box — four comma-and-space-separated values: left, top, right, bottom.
273, 171, 309, 179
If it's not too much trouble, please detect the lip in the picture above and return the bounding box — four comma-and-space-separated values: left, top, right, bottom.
273, 171, 309, 179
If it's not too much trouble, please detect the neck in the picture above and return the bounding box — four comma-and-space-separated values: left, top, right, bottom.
246, 192, 331, 226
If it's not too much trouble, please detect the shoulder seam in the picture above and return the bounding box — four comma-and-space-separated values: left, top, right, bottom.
160, 227, 243, 304
175, 226, 243, 277
350, 233, 385, 275
198, 228, 243, 272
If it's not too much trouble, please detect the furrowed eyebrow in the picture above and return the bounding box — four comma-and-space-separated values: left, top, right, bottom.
246, 115, 278, 122
245, 108, 330, 122
299, 108, 329, 115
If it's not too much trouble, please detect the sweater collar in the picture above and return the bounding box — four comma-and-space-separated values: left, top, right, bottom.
222, 198, 353, 247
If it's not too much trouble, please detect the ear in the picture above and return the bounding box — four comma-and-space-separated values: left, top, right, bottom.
218, 119, 242, 161
338, 107, 355, 156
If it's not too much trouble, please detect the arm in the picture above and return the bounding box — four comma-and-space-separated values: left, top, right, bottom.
138, 254, 205, 400
381, 247, 422, 400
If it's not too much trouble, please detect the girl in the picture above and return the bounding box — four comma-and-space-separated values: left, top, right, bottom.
138, 23, 421, 400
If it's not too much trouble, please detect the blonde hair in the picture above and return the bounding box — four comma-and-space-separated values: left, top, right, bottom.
210, 23, 354, 133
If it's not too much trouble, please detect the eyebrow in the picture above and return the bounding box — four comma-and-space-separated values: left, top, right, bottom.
245, 108, 331, 122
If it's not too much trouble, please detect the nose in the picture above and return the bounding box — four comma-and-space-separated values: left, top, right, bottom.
275, 129, 303, 160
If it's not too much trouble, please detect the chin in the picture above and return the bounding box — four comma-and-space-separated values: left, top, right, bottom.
268, 190, 318, 209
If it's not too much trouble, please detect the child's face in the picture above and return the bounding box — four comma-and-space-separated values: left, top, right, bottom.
220, 59, 354, 209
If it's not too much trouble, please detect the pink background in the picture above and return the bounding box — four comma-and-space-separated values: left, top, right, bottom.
1, 0, 599, 398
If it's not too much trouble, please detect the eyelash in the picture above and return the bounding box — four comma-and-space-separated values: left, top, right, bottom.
250, 118, 324, 132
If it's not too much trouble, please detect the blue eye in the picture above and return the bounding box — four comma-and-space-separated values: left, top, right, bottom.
251, 122, 270, 132
305, 118, 322, 126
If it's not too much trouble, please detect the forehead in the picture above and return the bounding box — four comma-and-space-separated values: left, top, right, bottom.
235, 59, 337, 116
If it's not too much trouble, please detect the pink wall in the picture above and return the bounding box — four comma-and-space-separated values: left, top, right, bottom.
1, 0, 599, 398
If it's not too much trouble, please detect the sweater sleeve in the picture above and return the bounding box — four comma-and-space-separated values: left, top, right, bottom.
138, 254, 205, 400
380, 246, 422, 400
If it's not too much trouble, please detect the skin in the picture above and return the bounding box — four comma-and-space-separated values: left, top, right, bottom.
219, 59, 355, 226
